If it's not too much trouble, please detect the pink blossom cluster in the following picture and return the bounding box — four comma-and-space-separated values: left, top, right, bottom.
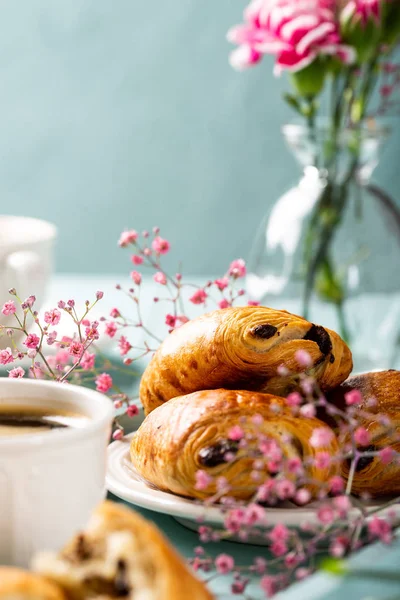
0, 292, 103, 383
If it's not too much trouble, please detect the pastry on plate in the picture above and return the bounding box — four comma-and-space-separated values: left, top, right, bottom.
0, 567, 65, 600
326, 370, 400, 496
139, 306, 352, 414
131, 389, 339, 500
32, 500, 213, 600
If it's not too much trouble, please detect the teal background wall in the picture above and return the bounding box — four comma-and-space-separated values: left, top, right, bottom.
0, 0, 398, 275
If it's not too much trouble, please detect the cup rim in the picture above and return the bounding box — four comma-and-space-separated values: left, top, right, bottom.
0, 379, 114, 448
0, 215, 57, 248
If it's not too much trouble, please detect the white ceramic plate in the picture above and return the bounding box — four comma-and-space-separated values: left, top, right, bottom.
107, 428, 400, 540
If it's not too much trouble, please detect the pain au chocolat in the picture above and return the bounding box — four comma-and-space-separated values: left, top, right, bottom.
326, 370, 400, 497
131, 389, 339, 501
0, 567, 65, 600
32, 501, 213, 600
140, 306, 352, 414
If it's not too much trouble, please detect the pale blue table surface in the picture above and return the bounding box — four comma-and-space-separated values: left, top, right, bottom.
45, 275, 400, 599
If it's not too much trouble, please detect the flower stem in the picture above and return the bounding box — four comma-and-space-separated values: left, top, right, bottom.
336, 301, 350, 345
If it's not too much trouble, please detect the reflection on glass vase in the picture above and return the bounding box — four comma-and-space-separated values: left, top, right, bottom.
246, 123, 400, 373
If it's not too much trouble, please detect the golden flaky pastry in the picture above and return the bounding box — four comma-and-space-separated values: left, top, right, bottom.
131, 389, 339, 501
326, 370, 400, 497
139, 306, 352, 414
32, 501, 213, 600
0, 567, 66, 600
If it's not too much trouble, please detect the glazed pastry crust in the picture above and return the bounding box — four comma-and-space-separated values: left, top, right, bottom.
326, 370, 400, 497
139, 306, 352, 414
0, 567, 65, 600
33, 501, 213, 600
131, 389, 339, 500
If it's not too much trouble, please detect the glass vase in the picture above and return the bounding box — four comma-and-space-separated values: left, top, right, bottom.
246, 122, 400, 373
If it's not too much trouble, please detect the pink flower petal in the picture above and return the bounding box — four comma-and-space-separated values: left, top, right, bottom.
334, 45, 357, 65
227, 24, 265, 45
244, 0, 265, 26
255, 39, 291, 53
295, 21, 335, 55
280, 14, 322, 45
229, 45, 262, 70
274, 49, 316, 75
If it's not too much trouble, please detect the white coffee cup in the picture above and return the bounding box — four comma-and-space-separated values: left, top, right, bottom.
0, 378, 114, 567
0, 215, 57, 339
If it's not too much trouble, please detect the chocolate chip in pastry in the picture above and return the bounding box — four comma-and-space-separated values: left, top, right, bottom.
325, 370, 400, 497
139, 306, 352, 414
0, 567, 66, 600
131, 389, 339, 501
32, 500, 213, 600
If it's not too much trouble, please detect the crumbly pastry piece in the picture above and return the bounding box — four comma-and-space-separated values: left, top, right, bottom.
326, 370, 400, 497
0, 567, 66, 600
131, 389, 339, 500
32, 501, 213, 600
139, 306, 352, 414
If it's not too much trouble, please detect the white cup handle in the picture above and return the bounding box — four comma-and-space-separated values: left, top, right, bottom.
5, 251, 44, 297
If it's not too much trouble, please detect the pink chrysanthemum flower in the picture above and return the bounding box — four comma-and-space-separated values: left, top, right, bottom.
227, 0, 355, 73
342, 0, 381, 25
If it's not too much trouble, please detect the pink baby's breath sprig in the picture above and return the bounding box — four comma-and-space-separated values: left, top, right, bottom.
0, 288, 119, 398
1, 288, 143, 439
109, 227, 251, 366
374, 59, 400, 117
188, 365, 399, 597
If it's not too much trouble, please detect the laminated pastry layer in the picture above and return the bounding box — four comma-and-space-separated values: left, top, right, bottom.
139, 306, 352, 414
131, 389, 339, 501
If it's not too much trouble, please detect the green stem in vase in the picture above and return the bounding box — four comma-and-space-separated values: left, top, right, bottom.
301, 182, 334, 318
298, 50, 382, 341
336, 301, 350, 345
301, 178, 351, 339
